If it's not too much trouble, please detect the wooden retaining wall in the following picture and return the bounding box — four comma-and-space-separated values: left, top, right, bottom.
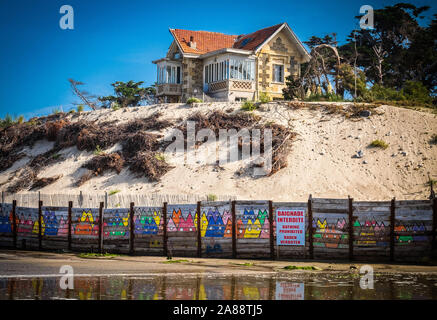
0, 197, 435, 262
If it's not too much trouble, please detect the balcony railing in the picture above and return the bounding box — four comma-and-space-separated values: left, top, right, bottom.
206, 79, 254, 93
156, 83, 182, 96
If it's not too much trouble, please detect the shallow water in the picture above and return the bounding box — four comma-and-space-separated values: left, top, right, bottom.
0, 272, 436, 300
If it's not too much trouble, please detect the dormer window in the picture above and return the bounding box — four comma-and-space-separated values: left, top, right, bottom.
174, 53, 181, 59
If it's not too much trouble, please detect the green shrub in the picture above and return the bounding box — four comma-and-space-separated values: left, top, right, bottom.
93, 145, 105, 156
186, 97, 202, 104
17, 115, 24, 124
154, 153, 166, 161
77, 104, 84, 113
369, 139, 389, 149
283, 265, 321, 270
241, 101, 257, 111
108, 189, 120, 196
258, 92, 271, 103
0, 114, 14, 128
361, 82, 434, 108
111, 102, 121, 111
207, 194, 217, 201
401, 81, 433, 106
305, 92, 346, 102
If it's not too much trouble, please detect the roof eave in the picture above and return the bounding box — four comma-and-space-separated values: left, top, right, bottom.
199, 48, 253, 59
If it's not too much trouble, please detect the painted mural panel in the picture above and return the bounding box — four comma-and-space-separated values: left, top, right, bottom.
16, 207, 39, 238
133, 207, 163, 236
167, 204, 197, 233
352, 202, 391, 249
201, 202, 232, 255
71, 208, 99, 239
41, 207, 69, 237
201, 203, 231, 238
312, 213, 348, 249
235, 204, 270, 240
0, 204, 13, 234
104, 208, 130, 239
395, 204, 433, 246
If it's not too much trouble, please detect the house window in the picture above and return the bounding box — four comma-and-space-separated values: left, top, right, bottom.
176, 66, 181, 84
273, 64, 284, 83
157, 64, 181, 84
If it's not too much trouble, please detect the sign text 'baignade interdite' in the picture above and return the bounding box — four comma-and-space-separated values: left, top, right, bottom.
276, 208, 306, 246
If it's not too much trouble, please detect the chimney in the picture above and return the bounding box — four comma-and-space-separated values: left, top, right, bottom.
189, 36, 197, 49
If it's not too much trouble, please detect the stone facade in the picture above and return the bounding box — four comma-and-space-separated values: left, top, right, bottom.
182, 58, 204, 101
256, 29, 306, 100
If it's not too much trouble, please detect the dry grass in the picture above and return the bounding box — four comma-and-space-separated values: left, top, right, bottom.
82, 152, 125, 175
129, 152, 174, 182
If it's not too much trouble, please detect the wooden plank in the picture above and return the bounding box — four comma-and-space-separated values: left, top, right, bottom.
98, 202, 104, 253
12, 200, 17, 248
433, 198, 437, 251
38, 200, 43, 250
232, 200, 236, 259
273, 202, 307, 207
129, 202, 135, 255
312, 198, 349, 204
68, 201, 72, 251
395, 200, 431, 206
235, 200, 268, 205
201, 201, 230, 207
197, 201, 201, 258
163, 202, 168, 257
390, 198, 395, 262
348, 197, 354, 261
269, 200, 274, 260
312, 208, 348, 214
308, 196, 313, 259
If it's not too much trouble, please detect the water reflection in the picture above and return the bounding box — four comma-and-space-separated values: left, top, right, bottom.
0, 273, 436, 300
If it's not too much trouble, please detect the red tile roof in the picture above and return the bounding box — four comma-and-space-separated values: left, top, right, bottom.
170, 29, 238, 55
233, 23, 284, 51
170, 23, 286, 55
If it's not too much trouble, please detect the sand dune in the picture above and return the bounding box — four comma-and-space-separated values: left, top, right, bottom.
1, 102, 436, 201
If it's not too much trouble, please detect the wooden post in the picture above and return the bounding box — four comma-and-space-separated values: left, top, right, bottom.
231, 200, 237, 259
308, 195, 313, 259
348, 196, 354, 261
38, 200, 43, 250
79, 191, 83, 208
98, 202, 104, 253
12, 200, 17, 248
163, 202, 168, 257
197, 201, 202, 258
129, 202, 135, 255
432, 198, 436, 251
268, 201, 275, 260
390, 198, 396, 262
67, 201, 72, 251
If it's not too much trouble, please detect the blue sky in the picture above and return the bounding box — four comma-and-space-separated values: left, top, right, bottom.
0, 0, 435, 119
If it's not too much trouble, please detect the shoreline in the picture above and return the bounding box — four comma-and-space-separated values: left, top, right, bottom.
1, 250, 436, 276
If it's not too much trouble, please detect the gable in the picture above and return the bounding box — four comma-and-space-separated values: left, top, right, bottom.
166, 41, 182, 59
261, 28, 307, 62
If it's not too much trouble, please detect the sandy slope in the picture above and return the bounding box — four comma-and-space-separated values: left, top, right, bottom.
1, 102, 436, 201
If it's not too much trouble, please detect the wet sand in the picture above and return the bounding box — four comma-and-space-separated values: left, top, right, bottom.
0, 250, 436, 276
